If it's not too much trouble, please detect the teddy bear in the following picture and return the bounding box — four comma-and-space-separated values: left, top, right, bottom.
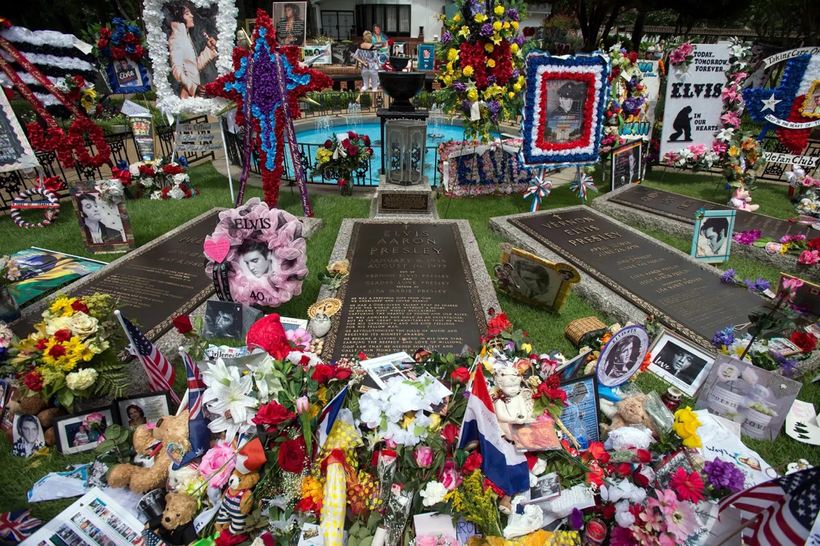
108, 410, 191, 494
215, 469, 260, 536
600, 394, 658, 439
159, 492, 200, 546
729, 186, 759, 212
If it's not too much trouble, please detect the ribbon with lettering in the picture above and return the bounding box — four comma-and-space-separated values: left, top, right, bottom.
0, 54, 59, 130
0, 35, 89, 120
276, 53, 313, 217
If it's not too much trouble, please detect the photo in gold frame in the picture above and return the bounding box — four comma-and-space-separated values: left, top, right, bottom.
494, 246, 580, 312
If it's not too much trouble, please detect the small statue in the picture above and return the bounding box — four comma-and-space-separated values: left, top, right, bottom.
309, 313, 332, 338
492, 367, 533, 438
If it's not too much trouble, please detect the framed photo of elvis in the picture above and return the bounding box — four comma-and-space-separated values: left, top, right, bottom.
105, 58, 153, 94
610, 140, 642, 191
597, 325, 650, 388
493, 246, 581, 313
272, 2, 307, 47
691, 209, 736, 263
520, 52, 610, 168
69, 181, 135, 255
557, 374, 600, 446
648, 328, 715, 397
143, 0, 236, 115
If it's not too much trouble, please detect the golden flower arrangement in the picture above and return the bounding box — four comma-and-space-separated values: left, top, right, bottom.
6, 293, 128, 409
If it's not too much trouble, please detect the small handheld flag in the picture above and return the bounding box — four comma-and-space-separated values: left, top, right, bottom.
116, 310, 179, 404
173, 348, 210, 469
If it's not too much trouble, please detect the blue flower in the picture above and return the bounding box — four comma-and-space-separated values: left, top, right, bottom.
128, 25, 141, 36
116, 159, 128, 169
720, 268, 737, 284
744, 278, 770, 293
712, 327, 735, 348
178, 156, 189, 167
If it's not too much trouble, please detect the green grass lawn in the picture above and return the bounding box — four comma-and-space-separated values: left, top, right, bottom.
1, 163, 817, 521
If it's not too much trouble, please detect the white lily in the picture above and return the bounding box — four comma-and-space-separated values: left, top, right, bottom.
202, 359, 257, 442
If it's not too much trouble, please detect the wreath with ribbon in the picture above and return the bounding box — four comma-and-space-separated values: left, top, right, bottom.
26, 118, 111, 169
10, 187, 60, 229
204, 198, 309, 307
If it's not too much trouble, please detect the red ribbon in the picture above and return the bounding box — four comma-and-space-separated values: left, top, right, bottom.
0, 54, 59, 129
0, 35, 89, 121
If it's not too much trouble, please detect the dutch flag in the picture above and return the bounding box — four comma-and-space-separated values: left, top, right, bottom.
458, 365, 530, 496
318, 386, 349, 449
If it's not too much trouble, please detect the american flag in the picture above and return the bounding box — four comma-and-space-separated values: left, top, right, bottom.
117, 311, 179, 404
718, 466, 820, 545
141, 529, 167, 546
0, 509, 42, 543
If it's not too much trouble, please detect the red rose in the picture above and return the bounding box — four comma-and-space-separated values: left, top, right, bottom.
349, 132, 358, 140
324, 139, 333, 149
23, 370, 44, 391
71, 300, 88, 313
111, 47, 126, 60
163, 164, 184, 175
586, 442, 610, 464
629, 51, 638, 64
97, 39, 109, 49
340, 139, 350, 149
278, 437, 307, 473
636, 449, 652, 463
253, 401, 296, 426
48, 344, 67, 358
132, 45, 146, 59
138, 164, 156, 177
602, 504, 616, 520
363, 135, 371, 146
790, 331, 818, 353
388, 39, 395, 47
334, 366, 352, 381
616, 463, 632, 477
809, 238, 820, 252
173, 315, 193, 334
36, 339, 48, 351
312, 364, 334, 384
632, 466, 650, 487
440, 422, 459, 445
450, 367, 470, 384
72, 75, 86, 88
99, 27, 111, 39
112, 167, 132, 186
53, 329, 72, 342
123, 32, 139, 45
463, 452, 482, 473
348, 145, 359, 156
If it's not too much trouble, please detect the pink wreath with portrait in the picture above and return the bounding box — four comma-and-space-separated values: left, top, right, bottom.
205, 198, 308, 306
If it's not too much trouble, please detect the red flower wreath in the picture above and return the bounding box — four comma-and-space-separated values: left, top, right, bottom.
67, 117, 112, 169
26, 123, 75, 166
776, 94, 813, 154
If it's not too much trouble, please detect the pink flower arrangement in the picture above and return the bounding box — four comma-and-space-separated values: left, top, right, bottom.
415, 534, 459, 546
199, 442, 236, 488
799, 250, 820, 265
720, 111, 741, 128
669, 42, 693, 66
285, 327, 312, 349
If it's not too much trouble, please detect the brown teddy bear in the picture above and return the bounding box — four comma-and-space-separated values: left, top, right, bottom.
600, 394, 657, 438
156, 492, 199, 545
215, 470, 260, 536
108, 410, 191, 494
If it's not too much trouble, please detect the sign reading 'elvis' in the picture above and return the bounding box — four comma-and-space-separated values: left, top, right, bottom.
660, 44, 731, 157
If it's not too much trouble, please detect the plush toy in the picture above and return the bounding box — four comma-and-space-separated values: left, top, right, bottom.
729, 186, 759, 212
600, 394, 657, 438
246, 314, 290, 358
108, 410, 192, 494
160, 492, 200, 545
167, 462, 200, 493
215, 470, 260, 536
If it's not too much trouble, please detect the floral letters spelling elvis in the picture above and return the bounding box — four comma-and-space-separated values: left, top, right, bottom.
520, 52, 610, 168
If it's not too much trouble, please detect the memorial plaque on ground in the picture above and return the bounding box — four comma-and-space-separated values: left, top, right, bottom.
510, 208, 766, 344
326, 222, 487, 359
14, 209, 220, 340
610, 185, 810, 240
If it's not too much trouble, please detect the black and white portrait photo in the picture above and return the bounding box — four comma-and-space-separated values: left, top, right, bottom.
529, 471, 561, 502
12, 413, 45, 458
203, 300, 243, 340
691, 210, 736, 263
611, 141, 642, 190
598, 326, 650, 388
649, 330, 715, 396
508, 253, 560, 307
545, 80, 586, 144
238, 239, 276, 280
75, 193, 126, 244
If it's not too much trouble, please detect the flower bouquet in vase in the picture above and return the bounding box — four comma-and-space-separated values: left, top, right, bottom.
314, 132, 373, 196
5, 293, 128, 410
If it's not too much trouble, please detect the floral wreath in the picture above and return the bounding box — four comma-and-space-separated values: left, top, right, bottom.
204, 198, 308, 307
520, 51, 610, 168
142, 0, 236, 115
26, 117, 111, 169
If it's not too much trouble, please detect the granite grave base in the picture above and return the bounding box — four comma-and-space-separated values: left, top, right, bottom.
370, 175, 438, 219
594, 185, 820, 282
318, 218, 498, 359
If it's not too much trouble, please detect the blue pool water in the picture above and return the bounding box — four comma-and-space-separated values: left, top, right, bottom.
294, 122, 470, 185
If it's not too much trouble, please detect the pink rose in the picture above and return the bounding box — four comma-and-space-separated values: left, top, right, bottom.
414, 446, 433, 468
296, 396, 309, 414
799, 250, 820, 265
438, 460, 462, 491
199, 442, 236, 488
415, 535, 438, 546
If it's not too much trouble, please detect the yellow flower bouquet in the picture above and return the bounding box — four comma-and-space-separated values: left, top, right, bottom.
6, 293, 128, 409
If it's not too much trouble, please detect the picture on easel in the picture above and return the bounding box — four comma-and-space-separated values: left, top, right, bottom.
610, 141, 642, 191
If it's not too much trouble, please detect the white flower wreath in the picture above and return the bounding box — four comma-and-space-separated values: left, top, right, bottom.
142, 0, 237, 115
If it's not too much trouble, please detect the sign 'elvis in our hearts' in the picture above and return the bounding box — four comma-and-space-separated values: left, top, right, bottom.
659, 44, 731, 158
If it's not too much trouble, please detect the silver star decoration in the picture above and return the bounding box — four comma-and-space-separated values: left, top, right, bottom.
761, 94, 781, 112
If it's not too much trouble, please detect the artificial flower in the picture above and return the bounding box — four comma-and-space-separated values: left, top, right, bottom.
65, 368, 98, 391
703, 458, 745, 493
199, 442, 236, 488
67, 312, 98, 338
669, 468, 705, 502
253, 401, 296, 426
202, 359, 258, 442
673, 407, 702, 448
790, 331, 818, 352
420, 481, 448, 506
666, 500, 697, 541
172, 315, 193, 334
